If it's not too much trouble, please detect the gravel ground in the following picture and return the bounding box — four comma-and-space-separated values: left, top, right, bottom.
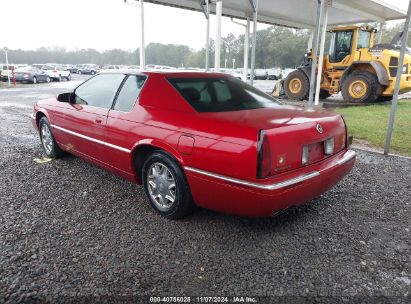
0, 85, 410, 303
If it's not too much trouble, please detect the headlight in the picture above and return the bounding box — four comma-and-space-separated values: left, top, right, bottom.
324, 137, 334, 155
302, 145, 309, 165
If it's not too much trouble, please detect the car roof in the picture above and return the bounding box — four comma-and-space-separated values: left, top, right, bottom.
98, 69, 233, 78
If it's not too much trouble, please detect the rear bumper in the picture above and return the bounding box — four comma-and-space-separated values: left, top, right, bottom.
185, 149, 356, 217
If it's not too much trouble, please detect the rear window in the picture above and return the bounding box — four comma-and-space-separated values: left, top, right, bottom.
168, 77, 281, 112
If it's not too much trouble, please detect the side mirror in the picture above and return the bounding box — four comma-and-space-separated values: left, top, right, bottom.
57, 92, 74, 103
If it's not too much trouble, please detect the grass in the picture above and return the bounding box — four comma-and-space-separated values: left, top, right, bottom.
334, 99, 411, 157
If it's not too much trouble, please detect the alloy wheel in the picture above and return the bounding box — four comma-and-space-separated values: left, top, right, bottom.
146, 162, 177, 211
40, 123, 53, 154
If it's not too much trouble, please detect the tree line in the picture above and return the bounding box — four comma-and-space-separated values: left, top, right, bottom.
2, 23, 406, 69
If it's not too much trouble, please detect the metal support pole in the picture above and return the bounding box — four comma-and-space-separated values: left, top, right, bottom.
307, 32, 313, 51
230, 17, 249, 81
215, 0, 222, 71
250, 0, 258, 85
378, 22, 384, 44
4, 48, 11, 87
314, 0, 329, 105
384, 0, 411, 155
308, 0, 323, 106
244, 18, 250, 82
205, 0, 210, 71
139, 0, 145, 70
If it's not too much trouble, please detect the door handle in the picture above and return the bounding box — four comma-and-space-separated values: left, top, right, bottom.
95, 118, 102, 124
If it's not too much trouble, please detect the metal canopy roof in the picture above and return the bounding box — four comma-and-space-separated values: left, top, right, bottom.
146, 0, 406, 28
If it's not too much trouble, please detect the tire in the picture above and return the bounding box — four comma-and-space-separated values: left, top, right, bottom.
284, 69, 310, 100
91, 71, 95, 75
319, 89, 332, 100
142, 151, 195, 219
38, 117, 64, 158
32, 77, 37, 84
341, 71, 381, 103
66, 74, 71, 81
46, 77, 51, 83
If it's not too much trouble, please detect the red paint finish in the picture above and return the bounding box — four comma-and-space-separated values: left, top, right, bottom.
31, 71, 356, 217
178, 135, 195, 155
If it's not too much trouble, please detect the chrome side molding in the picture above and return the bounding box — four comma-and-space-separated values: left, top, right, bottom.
51, 124, 131, 153
184, 167, 319, 190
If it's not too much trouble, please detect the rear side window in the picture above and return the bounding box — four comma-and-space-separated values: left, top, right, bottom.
74, 74, 125, 109
168, 77, 281, 112
113, 75, 146, 112
357, 30, 371, 49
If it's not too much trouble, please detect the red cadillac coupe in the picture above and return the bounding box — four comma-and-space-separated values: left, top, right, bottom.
31, 71, 356, 219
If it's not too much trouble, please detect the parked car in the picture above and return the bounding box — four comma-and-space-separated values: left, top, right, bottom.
77, 64, 99, 75
66, 64, 79, 74
14, 66, 51, 83
31, 71, 356, 219
42, 65, 71, 81
267, 68, 283, 80
101, 65, 121, 70
253, 69, 268, 80
1, 64, 28, 81
219, 68, 242, 79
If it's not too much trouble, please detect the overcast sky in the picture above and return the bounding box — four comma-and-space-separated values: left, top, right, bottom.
1, 0, 409, 51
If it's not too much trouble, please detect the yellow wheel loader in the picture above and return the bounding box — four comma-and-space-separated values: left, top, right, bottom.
274, 25, 411, 103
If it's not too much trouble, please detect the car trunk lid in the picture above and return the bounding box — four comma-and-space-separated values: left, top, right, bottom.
260, 113, 347, 176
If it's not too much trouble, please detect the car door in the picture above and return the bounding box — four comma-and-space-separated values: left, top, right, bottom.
58, 74, 126, 164
104, 75, 147, 175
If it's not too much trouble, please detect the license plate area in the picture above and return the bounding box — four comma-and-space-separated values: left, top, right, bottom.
306, 141, 325, 164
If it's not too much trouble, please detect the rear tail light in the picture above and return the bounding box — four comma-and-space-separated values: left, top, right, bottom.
324, 137, 334, 155
257, 130, 272, 179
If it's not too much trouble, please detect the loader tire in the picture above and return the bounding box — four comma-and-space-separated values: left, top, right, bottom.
284, 70, 310, 100
341, 71, 381, 103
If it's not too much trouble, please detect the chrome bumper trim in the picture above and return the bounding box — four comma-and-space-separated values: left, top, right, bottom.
336, 150, 356, 166
184, 167, 320, 190
185, 150, 356, 191
51, 124, 131, 153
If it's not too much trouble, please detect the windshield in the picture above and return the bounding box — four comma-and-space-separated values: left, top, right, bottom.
329, 30, 353, 63
168, 77, 281, 112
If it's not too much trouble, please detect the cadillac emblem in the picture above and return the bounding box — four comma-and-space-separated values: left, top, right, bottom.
316, 123, 323, 134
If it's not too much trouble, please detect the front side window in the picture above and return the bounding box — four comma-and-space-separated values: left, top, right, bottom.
113, 75, 146, 112
74, 74, 125, 109
168, 77, 281, 112
329, 30, 353, 63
